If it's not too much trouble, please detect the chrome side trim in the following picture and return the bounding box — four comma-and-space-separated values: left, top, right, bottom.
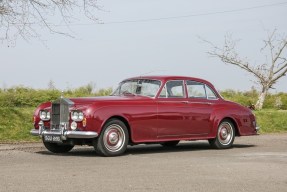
30, 129, 98, 139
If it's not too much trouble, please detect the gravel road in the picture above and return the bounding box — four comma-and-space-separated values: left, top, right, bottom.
0, 134, 286, 192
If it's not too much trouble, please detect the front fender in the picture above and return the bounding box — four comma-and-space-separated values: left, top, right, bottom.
89, 104, 158, 143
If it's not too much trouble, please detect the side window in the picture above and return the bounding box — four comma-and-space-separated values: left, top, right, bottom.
140, 80, 161, 97
206, 86, 217, 100
159, 80, 185, 98
120, 81, 137, 94
186, 81, 206, 98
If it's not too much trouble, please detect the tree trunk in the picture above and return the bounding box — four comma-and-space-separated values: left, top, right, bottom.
255, 89, 268, 110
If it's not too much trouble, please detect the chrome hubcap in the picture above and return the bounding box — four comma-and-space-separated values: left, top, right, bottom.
103, 124, 125, 152
218, 122, 233, 145
108, 132, 119, 144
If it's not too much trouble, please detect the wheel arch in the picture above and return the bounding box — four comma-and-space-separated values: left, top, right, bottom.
219, 117, 240, 137
103, 115, 133, 143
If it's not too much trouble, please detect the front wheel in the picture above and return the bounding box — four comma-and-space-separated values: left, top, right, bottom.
209, 120, 235, 149
94, 119, 129, 157
43, 142, 74, 153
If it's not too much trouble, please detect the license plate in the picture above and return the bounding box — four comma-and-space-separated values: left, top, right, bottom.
44, 135, 62, 143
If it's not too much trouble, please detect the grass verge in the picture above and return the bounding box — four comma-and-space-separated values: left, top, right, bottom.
0, 107, 40, 142
254, 110, 287, 133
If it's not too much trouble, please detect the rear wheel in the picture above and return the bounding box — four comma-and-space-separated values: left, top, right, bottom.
43, 142, 74, 153
160, 140, 180, 147
209, 120, 235, 149
94, 119, 129, 157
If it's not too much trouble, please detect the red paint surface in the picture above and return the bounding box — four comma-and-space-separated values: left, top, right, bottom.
33, 76, 258, 144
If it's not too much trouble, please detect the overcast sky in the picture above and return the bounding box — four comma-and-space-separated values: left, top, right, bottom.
1, 0, 287, 92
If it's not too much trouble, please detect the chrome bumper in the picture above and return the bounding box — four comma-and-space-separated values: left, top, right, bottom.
256, 126, 260, 134
30, 129, 98, 139
31, 122, 98, 140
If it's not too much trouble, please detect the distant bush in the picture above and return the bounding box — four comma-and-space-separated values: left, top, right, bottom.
220, 89, 287, 110
220, 89, 258, 107
263, 93, 287, 110
0, 85, 113, 107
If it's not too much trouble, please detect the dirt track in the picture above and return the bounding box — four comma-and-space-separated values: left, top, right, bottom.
0, 134, 287, 192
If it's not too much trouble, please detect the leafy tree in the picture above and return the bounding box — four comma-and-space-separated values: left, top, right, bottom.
206, 29, 287, 110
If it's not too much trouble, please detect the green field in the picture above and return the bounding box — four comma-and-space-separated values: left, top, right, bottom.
254, 110, 287, 133
0, 107, 286, 142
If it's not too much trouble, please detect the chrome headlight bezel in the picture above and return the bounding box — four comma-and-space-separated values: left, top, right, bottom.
71, 110, 84, 122
39, 110, 51, 121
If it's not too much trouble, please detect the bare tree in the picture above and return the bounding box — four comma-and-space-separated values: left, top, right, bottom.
0, 0, 99, 45
205, 29, 287, 110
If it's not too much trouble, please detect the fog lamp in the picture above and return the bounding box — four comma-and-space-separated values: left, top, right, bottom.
38, 120, 44, 126
71, 121, 77, 130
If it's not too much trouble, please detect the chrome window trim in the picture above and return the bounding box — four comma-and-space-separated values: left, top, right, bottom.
158, 80, 186, 99
186, 80, 219, 100
112, 78, 162, 99
205, 84, 219, 100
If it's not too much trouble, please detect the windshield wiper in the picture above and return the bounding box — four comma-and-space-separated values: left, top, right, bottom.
121, 91, 136, 96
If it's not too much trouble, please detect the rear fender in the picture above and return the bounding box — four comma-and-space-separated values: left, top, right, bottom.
210, 109, 242, 137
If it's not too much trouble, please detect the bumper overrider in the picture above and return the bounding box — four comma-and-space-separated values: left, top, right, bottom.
30, 122, 98, 142
255, 126, 260, 134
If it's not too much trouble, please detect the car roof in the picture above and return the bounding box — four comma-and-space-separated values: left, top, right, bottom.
121, 75, 221, 99
123, 75, 214, 86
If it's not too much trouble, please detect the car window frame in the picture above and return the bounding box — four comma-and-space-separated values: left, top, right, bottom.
158, 80, 186, 99
185, 80, 218, 100
113, 79, 162, 98
205, 84, 218, 100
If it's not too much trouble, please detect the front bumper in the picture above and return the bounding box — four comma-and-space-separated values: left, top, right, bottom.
30, 122, 98, 141
30, 129, 98, 139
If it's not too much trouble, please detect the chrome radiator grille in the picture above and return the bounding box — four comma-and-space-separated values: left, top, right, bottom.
51, 103, 61, 129
50, 98, 74, 130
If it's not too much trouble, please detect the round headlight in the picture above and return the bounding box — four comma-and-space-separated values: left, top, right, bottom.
78, 112, 84, 121
72, 111, 78, 120
71, 111, 84, 121
39, 110, 50, 121
40, 111, 46, 120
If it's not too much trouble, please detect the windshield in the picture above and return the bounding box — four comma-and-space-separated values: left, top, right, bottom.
112, 79, 161, 97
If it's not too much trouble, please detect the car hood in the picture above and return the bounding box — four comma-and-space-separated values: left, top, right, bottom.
69, 95, 153, 104
41, 95, 153, 112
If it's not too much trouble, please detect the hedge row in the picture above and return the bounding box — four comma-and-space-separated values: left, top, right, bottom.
0, 86, 112, 107
0, 85, 286, 109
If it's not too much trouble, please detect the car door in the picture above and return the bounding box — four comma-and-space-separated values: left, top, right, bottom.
157, 80, 192, 137
185, 80, 217, 135
157, 80, 217, 138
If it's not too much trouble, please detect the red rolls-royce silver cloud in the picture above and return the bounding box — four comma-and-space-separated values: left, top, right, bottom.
31, 76, 259, 156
